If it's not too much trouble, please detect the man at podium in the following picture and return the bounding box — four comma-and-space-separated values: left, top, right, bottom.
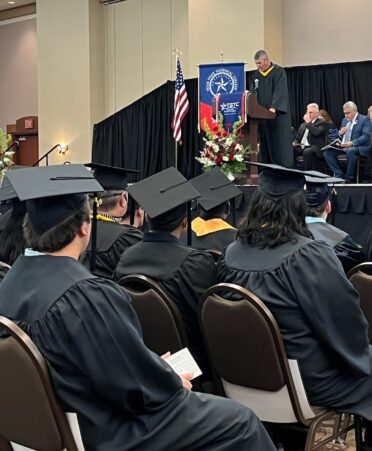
250, 50, 293, 167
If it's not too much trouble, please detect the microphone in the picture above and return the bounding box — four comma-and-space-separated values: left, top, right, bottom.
254, 79, 259, 91
4, 141, 19, 152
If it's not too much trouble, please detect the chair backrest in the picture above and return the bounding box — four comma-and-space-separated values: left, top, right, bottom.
200, 283, 317, 425
0, 316, 82, 451
348, 262, 372, 343
119, 274, 189, 355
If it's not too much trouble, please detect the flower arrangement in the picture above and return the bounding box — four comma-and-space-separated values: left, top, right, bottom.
196, 116, 250, 179
0, 128, 15, 175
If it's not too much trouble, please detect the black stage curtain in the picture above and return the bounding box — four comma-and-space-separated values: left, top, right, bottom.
92, 60, 372, 178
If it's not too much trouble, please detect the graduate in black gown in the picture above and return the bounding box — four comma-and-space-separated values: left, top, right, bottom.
115, 168, 216, 377
216, 163, 372, 450
188, 167, 240, 251
0, 164, 275, 451
250, 50, 293, 167
305, 175, 365, 273
80, 164, 143, 279
0, 172, 28, 282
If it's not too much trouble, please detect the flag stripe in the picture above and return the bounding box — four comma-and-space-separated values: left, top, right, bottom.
172, 58, 189, 143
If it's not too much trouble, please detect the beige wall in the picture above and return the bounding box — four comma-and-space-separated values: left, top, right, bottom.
105, 0, 283, 115
264, 0, 283, 64
0, 16, 37, 132
104, 0, 189, 116
283, 0, 372, 67
37, 0, 104, 165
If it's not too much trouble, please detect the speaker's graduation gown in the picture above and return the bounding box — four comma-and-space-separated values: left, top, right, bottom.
0, 254, 275, 451
217, 236, 372, 421
250, 64, 293, 167
80, 219, 143, 279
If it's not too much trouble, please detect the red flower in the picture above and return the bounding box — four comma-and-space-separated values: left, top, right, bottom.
208, 146, 214, 151
212, 126, 219, 132
231, 142, 237, 149
229, 153, 235, 161
216, 131, 221, 137
222, 130, 228, 137
214, 138, 219, 143
238, 133, 245, 139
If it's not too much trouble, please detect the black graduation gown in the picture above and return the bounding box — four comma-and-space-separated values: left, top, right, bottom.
217, 237, 372, 421
250, 64, 293, 167
115, 231, 216, 376
306, 219, 365, 273
80, 220, 143, 279
0, 255, 274, 451
191, 217, 237, 251
0, 262, 10, 282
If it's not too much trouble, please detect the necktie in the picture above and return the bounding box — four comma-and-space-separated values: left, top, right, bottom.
343, 122, 352, 143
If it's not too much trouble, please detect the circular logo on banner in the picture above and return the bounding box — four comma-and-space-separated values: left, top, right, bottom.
206, 69, 238, 96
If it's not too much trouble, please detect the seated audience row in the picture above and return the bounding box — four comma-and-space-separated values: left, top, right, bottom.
0, 161, 370, 449
0, 165, 275, 451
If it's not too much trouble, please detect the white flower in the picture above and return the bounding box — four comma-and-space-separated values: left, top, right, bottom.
235, 154, 244, 162
222, 155, 229, 162
225, 137, 232, 146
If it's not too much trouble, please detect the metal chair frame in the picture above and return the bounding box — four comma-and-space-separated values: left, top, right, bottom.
199, 283, 362, 450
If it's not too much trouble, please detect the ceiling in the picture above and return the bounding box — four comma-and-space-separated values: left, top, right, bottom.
0, 0, 34, 12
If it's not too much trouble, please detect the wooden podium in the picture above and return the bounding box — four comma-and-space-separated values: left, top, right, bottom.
240, 92, 275, 184
6, 116, 39, 166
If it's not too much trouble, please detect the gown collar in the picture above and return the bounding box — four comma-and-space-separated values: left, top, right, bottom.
143, 231, 181, 244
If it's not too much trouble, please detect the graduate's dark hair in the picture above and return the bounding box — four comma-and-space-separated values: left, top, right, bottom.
237, 189, 312, 248
147, 204, 186, 233
93, 191, 122, 212
199, 201, 229, 221
0, 202, 28, 265
23, 201, 90, 253
306, 198, 329, 218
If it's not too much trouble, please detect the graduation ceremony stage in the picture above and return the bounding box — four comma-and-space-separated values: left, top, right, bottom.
234, 184, 372, 250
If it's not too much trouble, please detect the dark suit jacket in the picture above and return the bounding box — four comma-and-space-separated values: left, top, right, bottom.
340, 114, 371, 154
294, 118, 328, 149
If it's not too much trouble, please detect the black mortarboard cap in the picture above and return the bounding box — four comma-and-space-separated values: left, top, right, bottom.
189, 167, 241, 211
305, 175, 344, 207
0, 174, 17, 203
247, 162, 329, 201
7, 164, 103, 234
85, 163, 139, 190
0, 166, 27, 203
127, 167, 200, 218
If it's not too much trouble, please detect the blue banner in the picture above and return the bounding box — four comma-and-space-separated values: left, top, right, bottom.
199, 62, 245, 131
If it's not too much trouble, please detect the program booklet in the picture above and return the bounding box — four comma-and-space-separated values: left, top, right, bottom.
321, 138, 343, 151
164, 348, 202, 380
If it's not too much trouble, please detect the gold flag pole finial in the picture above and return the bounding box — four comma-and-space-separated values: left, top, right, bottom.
220, 51, 224, 62
173, 48, 183, 57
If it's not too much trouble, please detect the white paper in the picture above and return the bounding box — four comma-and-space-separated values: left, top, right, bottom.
164, 348, 202, 380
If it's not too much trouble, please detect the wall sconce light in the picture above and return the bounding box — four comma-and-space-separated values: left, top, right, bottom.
58, 144, 68, 154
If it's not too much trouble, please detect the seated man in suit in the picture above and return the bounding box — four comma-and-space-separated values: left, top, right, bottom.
0, 165, 275, 451
293, 103, 328, 170
115, 168, 216, 378
324, 101, 372, 182
305, 175, 365, 273
188, 168, 241, 251
80, 163, 143, 279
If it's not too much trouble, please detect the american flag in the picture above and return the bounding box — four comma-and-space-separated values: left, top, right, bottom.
172, 57, 189, 143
